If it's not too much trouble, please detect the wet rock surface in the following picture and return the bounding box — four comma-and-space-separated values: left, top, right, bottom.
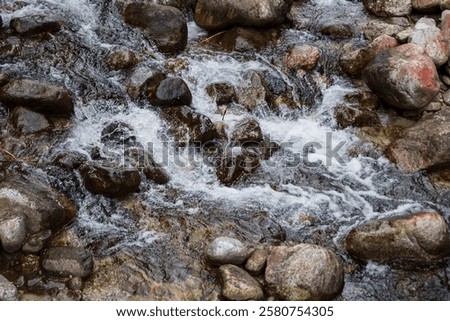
345, 212, 450, 263
123, 3, 187, 53
0, 79, 74, 115
10, 15, 63, 36
1, 0, 450, 302
195, 0, 292, 31
80, 162, 141, 198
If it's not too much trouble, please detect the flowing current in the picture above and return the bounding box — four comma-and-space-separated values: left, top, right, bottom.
1, 0, 450, 300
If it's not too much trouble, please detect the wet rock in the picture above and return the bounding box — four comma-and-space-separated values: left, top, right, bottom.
101, 121, 138, 148
0, 275, 17, 301
363, 18, 411, 41
10, 15, 63, 36
126, 66, 165, 100
363, 0, 412, 17
79, 161, 141, 198
245, 248, 268, 275
106, 49, 141, 70
318, 22, 353, 39
123, 147, 170, 185
9, 107, 50, 134
236, 71, 267, 111
335, 91, 380, 128
444, 89, 450, 105
387, 109, 450, 172
0, 79, 74, 115
195, 0, 293, 31
0, 73, 10, 88
206, 237, 248, 266
123, 3, 187, 54
345, 212, 450, 263
153, 78, 192, 107
22, 230, 52, 254
215, 149, 260, 184
219, 265, 264, 301
443, 0, 450, 9
341, 35, 398, 77
161, 106, 220, 145
409, 18, 448, 67
231, 119, 263, 144
363, 43, 440, 110
265, 244, 344, 300
412, 0, 441, 12
206, 83, 236, 105
42, 246, 94, 279
206, 27, 279, 52
52, 151, 89, 170
0, 214, 26, 252
284, 44, 320, 72
0, 173, 76, 234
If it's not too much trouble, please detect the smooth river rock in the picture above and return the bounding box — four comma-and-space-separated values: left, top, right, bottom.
219, 264, 264, 301
265, 244, 344, 300
345, 212, 450, 263
206, 237, 249, 266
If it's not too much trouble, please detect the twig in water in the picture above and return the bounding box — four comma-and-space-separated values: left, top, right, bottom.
199, 31, 227, 44
0, 148, 17, 160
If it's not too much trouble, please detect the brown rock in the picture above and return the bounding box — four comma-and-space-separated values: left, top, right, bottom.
219, 265, 264, 301
345, 212, 450, 263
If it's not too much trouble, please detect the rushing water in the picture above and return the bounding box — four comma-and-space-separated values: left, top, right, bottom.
1, 0, 450, 300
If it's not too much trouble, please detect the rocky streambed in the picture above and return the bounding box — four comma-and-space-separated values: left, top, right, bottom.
0, 0, 450, 301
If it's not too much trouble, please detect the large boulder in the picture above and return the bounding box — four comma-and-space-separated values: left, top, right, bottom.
10, 15, 63, 36
0, 173, 76, 252
79, 162, 141, 198
362, 44, 440, 110
265, 244, 344, 300
195, 0, 293, 31
0, 79, 74, 115
41, 246, 94, 279
363, 0, 412, 17
345, 212, 450, 263
387, 110, 450, 172
123, 3, 187, 54
218, 265, 264, 301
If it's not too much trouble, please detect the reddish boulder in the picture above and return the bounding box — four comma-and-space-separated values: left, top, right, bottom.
362, 43, 440, 110
363, 0, 412, 17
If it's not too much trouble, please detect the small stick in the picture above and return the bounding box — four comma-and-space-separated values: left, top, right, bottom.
199, 31, 227, 44
0, 147, 17, 160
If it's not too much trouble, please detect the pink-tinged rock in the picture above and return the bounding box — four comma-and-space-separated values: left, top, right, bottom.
363, 0, 412, 17
387, 109, 450, 172
441, 10, 450, 48
341, 34, 398, 76
412, 0, 441, 12
284, 44, 320, 71
345, 212, 450, 263
362, 43, 440, 110
409, 18, 448, 66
